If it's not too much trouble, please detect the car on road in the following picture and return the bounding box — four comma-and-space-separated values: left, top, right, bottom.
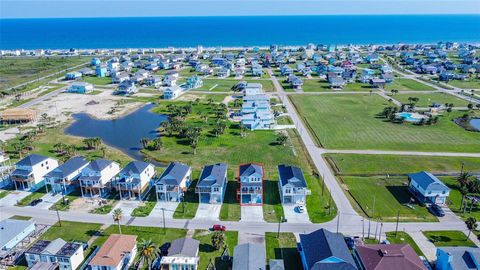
295, 205, 305, 213
29, 199, 43, 206
212, 224, 226, 231
429, 204, 445, 217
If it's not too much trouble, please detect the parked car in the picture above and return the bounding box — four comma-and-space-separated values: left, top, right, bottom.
429, 204, 445, 217
160, 242, 171, 256
295, 205, 305, 213
29, 199, 43, 206
212, 224, 226, 231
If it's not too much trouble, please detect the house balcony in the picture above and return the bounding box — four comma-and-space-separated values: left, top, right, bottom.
196, 187, 212, 193
11, 175, 34, 182
238, 188, 263, 194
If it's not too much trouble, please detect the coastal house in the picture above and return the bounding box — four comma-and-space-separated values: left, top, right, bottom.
329, 76, 346, 89
287, 75, 303, 90
112, 72, 130, 84
278, 165, 310, 205
88, 234, 137, 270
185, 75, 203, 89
237, 163, 264, 206
78, 67, 95, 76
196, 163, 227, 204
163, 71, 180, 87
217, 67, 231, 78
232, 243, 266, 270
369, 78, 387, 88
354, 244, 427, 270
251, 64, 263, 77
160, 237, 200, 270
114, 81, 137, 95
96, 64, 107, 77
408, 171, 450, 205
144, 75, 162, 87
280, 65, 294, 76
0, 151, 13, 188
366, 53, 379, 63
91, 57, 101, 66
298, 228, 357, 270
11, 154, 59, 191
163, 86, 183, 100
436, 247, 480, 270
0, 218, 35, 251
25, 239, 84, 270
240, 84, 274, 130
44, 156, 89, 194
78, 159, 120, 198
67, 82, 94, 94
155, 162, 192, 202
114, 161, 154, 200
243, 83, 263, 96
65, 72, 82, 80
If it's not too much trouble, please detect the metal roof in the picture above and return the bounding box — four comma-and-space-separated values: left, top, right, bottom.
197, 163, 227, 188
16, 154, 50, 167
233, 243, 266, 270
168, 238, 199, 257
0, 218, 35, 249
278, 164, 307, 188
157, 162, 191, 186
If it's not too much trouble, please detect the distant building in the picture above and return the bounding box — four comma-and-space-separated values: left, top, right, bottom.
11, 154, 58, 191
163, 86, 183, 100
65, 72, 82, 80
114, 81, 137, 95
0, 218, 35, 251
88, 234, 137, 270
0, 151, 13, 188
160, 238, 200, 270
67, 82, 94, 94
185, 75, 203, 89
96, 65, 107, 77
233, 243, 266, 270
25, 239, 84, 270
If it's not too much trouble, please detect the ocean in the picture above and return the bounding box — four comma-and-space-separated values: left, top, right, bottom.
1, 15, 479, 49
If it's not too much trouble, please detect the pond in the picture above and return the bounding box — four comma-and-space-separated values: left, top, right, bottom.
471, 119, 480, 131
64, 103, 167, 161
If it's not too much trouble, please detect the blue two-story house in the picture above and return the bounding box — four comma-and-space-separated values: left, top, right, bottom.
237, 163, 263, 206
196, 163, 227, 204
44, 156, 89, 194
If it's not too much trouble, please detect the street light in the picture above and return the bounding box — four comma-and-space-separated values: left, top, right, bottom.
277, 216, 286, 238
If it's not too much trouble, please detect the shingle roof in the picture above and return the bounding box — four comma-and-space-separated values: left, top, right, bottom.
0, 219, 35, 249
233, 243, 266, 270
438, 247, 480, 270
120, 161, 151, 176
299, 229, 357, 270
16, 154, 49, 167
197, 163, 227, 187
168, 238, 199, 257
157, 162, 191, 185
408, 171, 450, 193
278, 164, 307, 188
239, 163, 263, 178
46, 156, 88, 179
355, 244, 427, 270
89, 234, 137, 267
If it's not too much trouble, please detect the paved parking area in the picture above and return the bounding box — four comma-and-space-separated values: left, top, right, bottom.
112, 200, 141, 216
283, 204, 311, 223
0, 190, 30, 206
33, 193, 62, 210
194, 203, 221, 221
150, 201, 179, 219
241, 205, 264, 222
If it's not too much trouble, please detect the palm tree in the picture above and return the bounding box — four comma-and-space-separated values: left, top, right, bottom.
211, 232, 226, 251
276, 133, 288, 146
458, 172, 473, 210
465, 217, 477, 240
138, 239, 159, 270
140, 138, 150, 149
112, 208, 123, 235
100, 146, 106, 158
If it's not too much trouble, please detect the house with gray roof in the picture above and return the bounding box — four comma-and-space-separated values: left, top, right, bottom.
233, 243, 266, 270
11, 154, 58, 191
155, 162, 192, 202
278, 164, 310, 205
196, 163, 228, 204
408, 171, 451, 205
238, 163, 264, 205
25, 238, 84, 270
0, 218, 35, 251
436, 247, 480, 270
298, 228, 357, 270
114, 161, 154, 200
160, 237, 200, 270
44, 156, 89, 194
78, 159, 120, 198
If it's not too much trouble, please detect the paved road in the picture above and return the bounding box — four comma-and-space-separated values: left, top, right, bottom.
18, 86, 67, 108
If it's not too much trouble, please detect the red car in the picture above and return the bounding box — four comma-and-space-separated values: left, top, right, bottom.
212, 224, 226, 231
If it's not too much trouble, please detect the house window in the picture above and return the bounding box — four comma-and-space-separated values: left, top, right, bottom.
213, 187, 219, 192
49, 257, 56, 263
285, 188, 291, 194
40, 255, 47, 262
29, 255, 35, 261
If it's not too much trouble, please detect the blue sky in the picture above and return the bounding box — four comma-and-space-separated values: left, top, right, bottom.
1, 0, 479, 18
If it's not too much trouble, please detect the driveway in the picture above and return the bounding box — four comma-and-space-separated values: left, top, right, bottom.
194, 203, 221, 221
241, 205, 264, 222
150, 202, 179, 219
33, 193, 62, 210
0, 190, 30, 206
409, 231, 438, 262
112, 200, 141, 216
283, 204, 311, 224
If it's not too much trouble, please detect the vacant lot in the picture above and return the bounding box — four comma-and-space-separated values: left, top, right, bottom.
423, 230, 476, 247
281, 79, 374, 92
197, 78, 275, 92
385, 78, 436, 91
290, 94, 480, 152
445, 78, 480, 89
393, 93, 473, 107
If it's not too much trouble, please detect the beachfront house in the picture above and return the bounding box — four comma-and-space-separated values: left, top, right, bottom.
25, 239, 84, 270
67, 82, 94, 94
232, 243, 266, 270
160, 238, 200, 270
44, 156, 89, 194
196, 163, 227, 204
78, 159, 120, 198
298, 228, 357, 270
0, 218, 36, 251
114, 81, 137, 95
88, 234, 137, 270
408, 171, 450, 205
354, 244, 426, 270
155, 162, 192, 202
11, 154, 59, 191
114, 161, 154, 200
436, 247, 480, 270
163, 86, 183, 100
237, 163, 263, 206
65, 72, 82, 80
278, 165, 310, 205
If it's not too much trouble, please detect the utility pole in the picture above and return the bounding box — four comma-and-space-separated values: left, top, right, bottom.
336, 212, 340, 233
277, 216, 284, 238
378, 223, 384, 244
395, 210, 400, 237
374, 220, 379, 242
54, 204, 62, 227
162, 207, 166, 234
362, 218, 365, 239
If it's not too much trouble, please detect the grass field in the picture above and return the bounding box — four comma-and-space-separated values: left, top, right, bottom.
0, 56, 90, 90
385, 231, 425, 257
131, 189, 157, 217
281, 79, 375, 92
385, 78, 436, 91
393, 93, 473, 107
193, 230, 238, 270
445, 78, 480, 89
16, 189, 47, 206
79, 76, 112, 85
423, 230, 476, 247
173, 178, 200, 219
290, 94, 480, 152
40, 221, 102, 242
197, 78, 275, 92
265, 232, 303, 270
342, 176, 437, 222
443, 176, 480, 220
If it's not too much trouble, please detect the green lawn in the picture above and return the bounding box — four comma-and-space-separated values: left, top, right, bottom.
289, 94, 480, 152
342, 176, 437, 222
196, 79, 275, 92
385, 78, 436, 91
325, 154, 480, 175
263, 179, 285, 223
219, 172, 241, 221
265, 232, 302, 270
16, 189, 47, 207
423, 230, 476, 247
281, 79, 375, 92
385, 231, 425, 257
276, 115, 293, 125
443, 176, 480, 220
80, 76, 112, 85
40, 221, 102, 242
9, 215, 32, 221
193, 230, 238, 270
131, 189, 157, 217
173, 178, 200, 219
445, 78, 480, 89
0, 191, 9, 199
393, 93, 472, 107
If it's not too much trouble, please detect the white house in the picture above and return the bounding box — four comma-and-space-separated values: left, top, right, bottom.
0, 218, 36, 251
88, 234, 137, 270
114, 161, 155, 200
155, 162, 192, 202
408, 171, 451, 205
160, 238, 200, 270
44, 156, 89, 194
78, 159, 120, 198
10, 154, 58, 191
163, 86, 183, 100
244, 83, 263, 96
277, 164, 310, 205
25, 239, 84, 270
